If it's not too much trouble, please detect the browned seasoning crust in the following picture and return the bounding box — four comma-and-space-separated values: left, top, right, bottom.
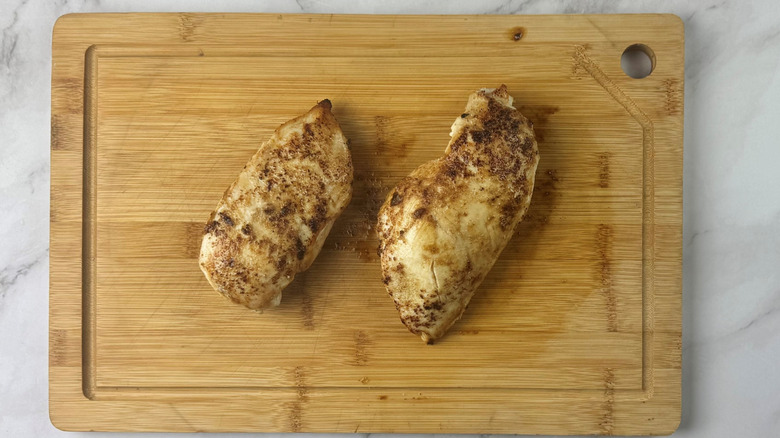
377, 85, 539, 342
199, 100, 353, 310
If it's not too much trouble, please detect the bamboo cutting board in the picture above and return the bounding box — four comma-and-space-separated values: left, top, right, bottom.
50, 13, 683, 435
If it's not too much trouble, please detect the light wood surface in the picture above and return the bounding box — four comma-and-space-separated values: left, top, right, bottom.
50, 13, 683, 435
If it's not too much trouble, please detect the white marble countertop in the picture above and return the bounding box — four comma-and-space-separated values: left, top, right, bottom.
2, 0, 779, 437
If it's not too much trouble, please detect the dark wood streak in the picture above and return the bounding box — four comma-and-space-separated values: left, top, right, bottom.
353, 330, 371, 366
289, 366, 309, 432
596, 224, 617, 332
599, 152, 610, 188
599, 367, 615, 435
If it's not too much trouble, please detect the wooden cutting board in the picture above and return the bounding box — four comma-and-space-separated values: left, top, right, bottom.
50, 13, 683, 435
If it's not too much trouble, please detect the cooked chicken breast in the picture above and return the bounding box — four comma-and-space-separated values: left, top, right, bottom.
199, 100, 353, 311
377, 86, 539, 343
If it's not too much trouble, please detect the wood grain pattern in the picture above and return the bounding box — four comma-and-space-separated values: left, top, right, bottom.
50, 13, 683, 435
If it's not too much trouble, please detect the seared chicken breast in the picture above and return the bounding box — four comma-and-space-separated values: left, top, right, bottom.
200, 100, 353, 310
377, 86, 539, 342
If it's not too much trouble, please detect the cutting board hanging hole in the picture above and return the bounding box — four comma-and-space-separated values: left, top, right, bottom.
621, 44, 655, 78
